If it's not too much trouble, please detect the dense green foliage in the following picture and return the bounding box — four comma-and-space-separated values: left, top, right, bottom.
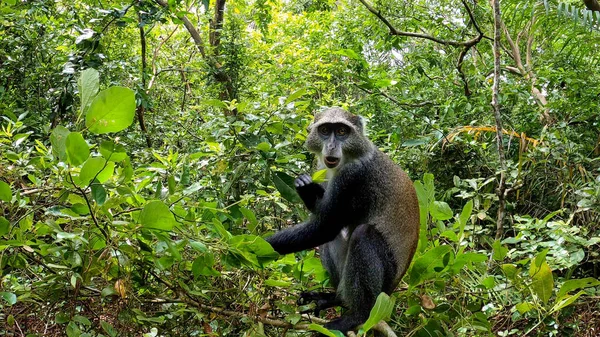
1, 0, 600, 336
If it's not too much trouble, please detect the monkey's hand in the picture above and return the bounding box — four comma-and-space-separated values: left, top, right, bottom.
295, 174, 325, 213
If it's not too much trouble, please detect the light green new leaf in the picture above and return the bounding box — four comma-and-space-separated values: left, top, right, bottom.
0, 181, 11, 202
285, 88, 307, 104
312, 169, 327, 183
362, 293, 396, 333
550, 291, 584, 314
78, 157, 115, 187
65, 132, 89, 166
78, 68, 99, 118
50, 126, 71, 162
139, 201, 176, 231
431, 201, 453, 221
86, 86, 135, 134
556, 277, 600, 300
529, 260, 554, 304
0, 292, 17, 306
99, 140, 128, 162
309, 324, 344, 337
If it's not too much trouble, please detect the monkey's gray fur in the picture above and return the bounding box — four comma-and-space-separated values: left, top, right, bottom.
266, 107, 420, 335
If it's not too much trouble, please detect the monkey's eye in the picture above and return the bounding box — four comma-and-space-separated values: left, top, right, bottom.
336, 126, 349, 136
318, 125, 330, 135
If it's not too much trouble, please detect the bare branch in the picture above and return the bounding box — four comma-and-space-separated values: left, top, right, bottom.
154, 0, 207, 58
357, 0, 480, 47
491, 0, 507, 241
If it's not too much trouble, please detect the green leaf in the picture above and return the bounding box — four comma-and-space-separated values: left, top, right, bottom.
309, 324, 344, 337
240, 207, 258, 231
408, 245, 453, 286
65, 132, 90, 166
99, 140, 128, 162
285, 88, 307, 104
362, 293, 396, 333
78, 68, 99, 118
256, 142, 272, 152
431, 201, 453, 221
91, 182, 107, 206
0, 181, 11, 202
86, 86, 136, 134
312, 169, 327, 183
273, 172, 302, 203
515, 302, 534, 314
78, 158, 115, 187
0, 292, 17, 305
529, 260, 554, 304
50, 126, 71, 162
139, 201, 176, 230
101, 321, 119, 337
55, 312, 70, 324
550, 291, 584, 314
0, 216, 9, 237
557, 277, 600, 300
492, 240, 508, 261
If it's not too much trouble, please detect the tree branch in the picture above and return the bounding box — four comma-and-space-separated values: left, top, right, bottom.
154, 0, 207, 58
491, 0, 507, 241
358, 0, 482, 47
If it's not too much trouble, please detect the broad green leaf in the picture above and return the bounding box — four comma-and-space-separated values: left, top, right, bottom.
240, 207, 258, 231
408, 245, 453, 286
78, 68, 99, 118
65, 132, 89, 166
50, 126, 71, 162
0, 292, 16, 305
139, 201, 176, 230
264, 279, 292, 287
78, 158, 115, 187
55, 312, 70, 324
0, 181, 11, 202
458, 200, 473, 229
550, 291, 584, 314
189, 241, 208, 252
0, 216, 9, 236
202, 99, 227, 108
556, 278, 600, 299
312, 169, 327, 183
273, 172, 302, 203
362, 293, 396, 333
529, 260, 554, 304
256, 142, 271, 152
309, 324, 344, 337
492, 240, 508, 261
86, 86, 135, 134
285, 88, 307, 104
431, 201, 453, 221
515, 302, 534, 314
99, 140, 128, 162
502, 264, 518, 281
91, 182, 107, 206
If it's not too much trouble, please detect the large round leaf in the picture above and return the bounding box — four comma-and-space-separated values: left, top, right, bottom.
78, 157, 115, 187
139, 201, 176, 231
0, 181, 11, 202
86, 86, 135, 134
65, 132, 90, 166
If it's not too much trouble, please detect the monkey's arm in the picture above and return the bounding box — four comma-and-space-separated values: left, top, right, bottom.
266, 181, 359, 254
266, 217, 342, 255
295, 174, 325, 213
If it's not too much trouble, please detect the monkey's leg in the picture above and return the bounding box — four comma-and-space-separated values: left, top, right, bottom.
324, 224, 394, 334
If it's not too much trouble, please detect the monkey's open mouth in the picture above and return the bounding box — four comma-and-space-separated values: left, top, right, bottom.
324, 156, 340, 168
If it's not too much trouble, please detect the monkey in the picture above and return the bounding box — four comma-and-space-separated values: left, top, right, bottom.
266, 107, 420, 335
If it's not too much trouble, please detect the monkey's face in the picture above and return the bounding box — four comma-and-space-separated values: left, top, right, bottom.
306, 108, 371, 170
